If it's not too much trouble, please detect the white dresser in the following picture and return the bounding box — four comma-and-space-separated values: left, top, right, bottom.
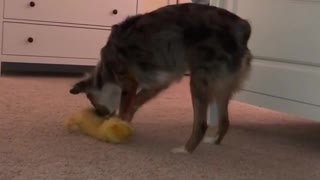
0, 0, 141, 73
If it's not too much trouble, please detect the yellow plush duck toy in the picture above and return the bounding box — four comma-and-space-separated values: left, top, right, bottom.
64, 108, 133, 144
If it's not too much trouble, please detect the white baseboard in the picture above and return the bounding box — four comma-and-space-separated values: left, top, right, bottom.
234, 90, 320, 122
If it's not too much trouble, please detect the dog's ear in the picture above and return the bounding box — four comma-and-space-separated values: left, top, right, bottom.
69, 79, 90, 94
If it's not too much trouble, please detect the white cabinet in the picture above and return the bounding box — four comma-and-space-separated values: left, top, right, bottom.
0, 0, 140, 71
220, 0, 320, 120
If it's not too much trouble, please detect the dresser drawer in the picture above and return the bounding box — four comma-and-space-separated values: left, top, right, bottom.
2, 23, 110, 59
4, 0, 137, 26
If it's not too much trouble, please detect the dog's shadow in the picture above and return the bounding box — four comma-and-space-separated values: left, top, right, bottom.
125, 115, 320, 153
232, 118, 320, 150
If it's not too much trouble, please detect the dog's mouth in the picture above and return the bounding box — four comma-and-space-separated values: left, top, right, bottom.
86, 95, 114, 118
94, 105, 115, 118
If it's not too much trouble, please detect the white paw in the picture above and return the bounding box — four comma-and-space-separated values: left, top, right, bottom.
171, 146, 189, 154
203, 136, 216, 144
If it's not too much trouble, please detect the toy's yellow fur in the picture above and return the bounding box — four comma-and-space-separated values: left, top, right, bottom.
64, 108, 133, 143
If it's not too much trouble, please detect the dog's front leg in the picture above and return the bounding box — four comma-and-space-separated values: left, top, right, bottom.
122, 86, 167, 122
119, 82, 138, 122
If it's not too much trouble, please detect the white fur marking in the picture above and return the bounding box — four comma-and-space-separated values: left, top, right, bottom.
203, 126, 217, 144
93, 83, 121, 113
171, 146, 189, 154
155, 71, 172, 85
203, 136, 216, 144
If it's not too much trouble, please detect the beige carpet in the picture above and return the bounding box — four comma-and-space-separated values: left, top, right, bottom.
1, 74, 320, 180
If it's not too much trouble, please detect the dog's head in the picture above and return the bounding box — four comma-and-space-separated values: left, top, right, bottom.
69, 65, 122, 117
69, 23, 136, 116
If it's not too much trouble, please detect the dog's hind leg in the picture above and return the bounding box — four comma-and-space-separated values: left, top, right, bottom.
211, 52, 252, 144
172, 73, 209, 153
203, 103, 218, 144
201, 87, 232, 145
213, 87, 233, 145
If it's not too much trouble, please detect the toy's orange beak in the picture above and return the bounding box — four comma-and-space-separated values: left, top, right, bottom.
64, 117, 78, 132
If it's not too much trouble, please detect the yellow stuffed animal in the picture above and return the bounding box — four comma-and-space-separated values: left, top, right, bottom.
64, 108, 133, 143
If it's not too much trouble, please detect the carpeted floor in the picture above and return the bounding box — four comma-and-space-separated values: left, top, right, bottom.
0, 74, 320, 180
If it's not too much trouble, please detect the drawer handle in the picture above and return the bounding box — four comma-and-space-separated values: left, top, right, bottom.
27, 37, 34, 43
112, 9, 118, 15
29, 1, 36, 7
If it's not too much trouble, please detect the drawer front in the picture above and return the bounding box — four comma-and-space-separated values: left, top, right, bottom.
2, 23, 110, 59
4, 0, 137, 26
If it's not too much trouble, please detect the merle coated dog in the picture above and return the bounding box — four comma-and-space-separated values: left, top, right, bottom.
69, 3, 252, 153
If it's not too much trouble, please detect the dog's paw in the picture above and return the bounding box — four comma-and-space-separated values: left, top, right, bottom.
203, 136, 216, 144
203, 127, 218, 144
171, 146, 189, 154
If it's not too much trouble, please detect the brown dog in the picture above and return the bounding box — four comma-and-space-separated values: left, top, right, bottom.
70, 3, 252, 153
